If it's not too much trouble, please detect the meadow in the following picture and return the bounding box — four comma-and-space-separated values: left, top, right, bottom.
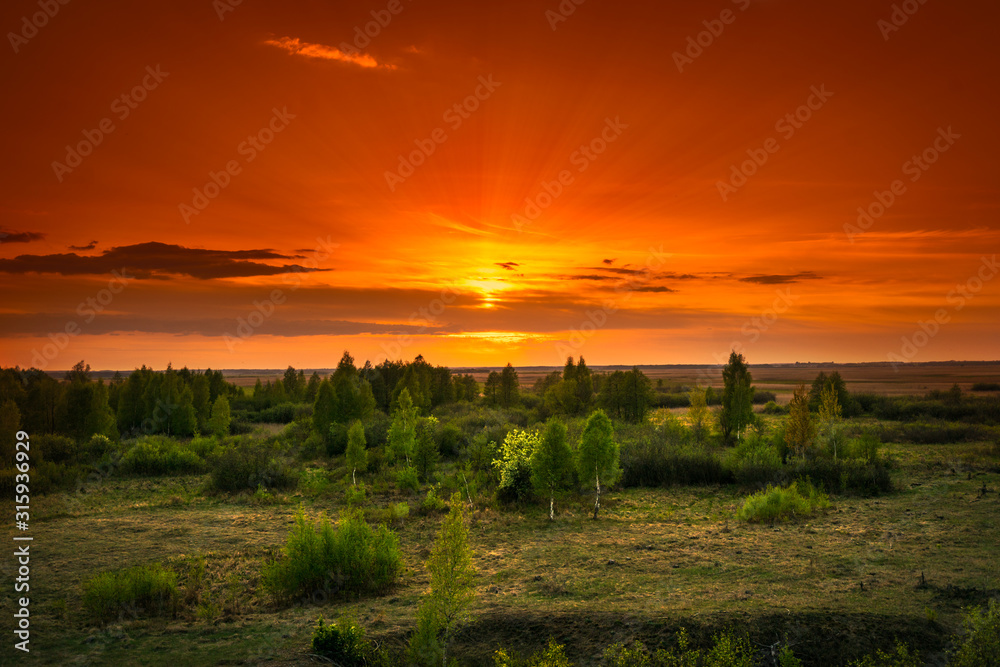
2, 359, 999, 666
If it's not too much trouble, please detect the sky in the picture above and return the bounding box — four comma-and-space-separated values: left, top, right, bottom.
0, 0, 998, 371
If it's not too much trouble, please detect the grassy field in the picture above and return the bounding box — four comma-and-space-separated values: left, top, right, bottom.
9, 433, 999, 665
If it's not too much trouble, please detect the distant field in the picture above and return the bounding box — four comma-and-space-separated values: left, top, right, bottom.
215, 362, 1000, 401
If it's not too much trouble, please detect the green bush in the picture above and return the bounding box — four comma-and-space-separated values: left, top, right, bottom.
345, 483, 367, 507
847, 641, 921, 667
261, 509, 402, 602
762, 400, 786, 415
949, 599, 1000, 667
208, 441, 297, 492
494, 638, 572, 666
727, 434, 783, 489
120, 437, 205, 476
311, 616, 380, 666
418, 486, 448, 515
620, 436, 731, 488
82, 563, 178, 622
493, 429, 539, 504
437, 422, 466, 458
395, 466, 420, 493
35, 434, 77, 464
603, 629, 760, 667
736, 480, 830, 523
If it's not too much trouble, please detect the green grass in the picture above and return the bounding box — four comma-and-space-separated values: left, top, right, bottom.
82, 562, 179, 622
736, 480, 831, 523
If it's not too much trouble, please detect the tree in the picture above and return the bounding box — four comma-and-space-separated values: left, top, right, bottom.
484, 371, 501, 406
688, 387, 710, 444
388, 388, 418, 465
207, 394, 231, 437
575, 357, 594, 412
818, 379, 843, 459
313, 379, 336, 443
720, 351, 754, 444
598, 368, 653, 423
345, 420, 367, 486
282, 365, 301, 399
577, 410, 620, 519
414, 416, 440, 482
530, 418, 574, 520
408, 494, 476, 667
499, 363, 520, 408
785, 384, 816, 459
492, 428, 540, 504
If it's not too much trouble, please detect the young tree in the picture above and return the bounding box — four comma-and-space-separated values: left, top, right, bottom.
688, 387, 710, 444
530, 418, 575, 520
313, 379, 336, 442
207, 394, 231, 437
720, 351, 755, 444
818, 379, 843, 460
500, 363, 520, 408
484, 371, 501, 406
345, 420, 367, 486
785, 384, 816, 459
414, 416, 440, 482
408, 494, 476, 667
388, 388, 418, 466
577, 410, 620, 519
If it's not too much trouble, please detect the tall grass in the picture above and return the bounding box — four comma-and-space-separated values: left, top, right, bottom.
261, 509, 402, 602
736, 480, 830, 523
82, 563, 178, 622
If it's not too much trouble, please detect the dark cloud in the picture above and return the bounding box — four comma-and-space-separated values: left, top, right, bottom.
0, 229, 46, 244
587, 266, 645, 275
602, 258, 616, 265
68, 240, 99, 251
632, 286, 677, 293
739, 272, 822, 285
0, 242, 331, 279
496, 262, 520, 271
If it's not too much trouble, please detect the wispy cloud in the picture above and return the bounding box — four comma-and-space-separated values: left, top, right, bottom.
68, 240, 98, 251
264, 37, 391, 69
0, 229, 45, 244
739, 272, 822, 285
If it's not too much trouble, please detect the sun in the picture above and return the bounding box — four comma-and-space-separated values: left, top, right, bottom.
463, 277, 513, 309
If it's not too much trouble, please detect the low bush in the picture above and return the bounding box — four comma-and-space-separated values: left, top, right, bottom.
418, 486, 448, 515
311, 616, 388, 666
620, 436, 731, 488
949, 599, 1000, 667
208, 441, 297, 492
494, 638, 572, 667
82, 562, 178, 623
847, 641, 921, 667
261, 509, 402, 602
971, 382, 1000, 392
736, 480, 829, 523
120, 437, 205, 476
762, 400, 786, 415
603, 629, 760, 667
789, 458, 893, 496
395, 466, 420, 493
727, 435, 783, 490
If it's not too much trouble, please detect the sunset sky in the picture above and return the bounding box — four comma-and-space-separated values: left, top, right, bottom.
1, 0, 997, 370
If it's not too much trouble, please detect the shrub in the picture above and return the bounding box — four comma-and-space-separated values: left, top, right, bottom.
419, 486, 448, 515
620, 436, 731, 488
35, 434, 77, 464
120, 437, 205, 476
261, 509, 402, 602
327, 422, 350, 456
209, 441, 297, 492
949, 599, 1000, 667
762, 400, 786, 415
437, 422, 466, 458
311, 616, 372, 666
395, 466, 420, 493
727, 434, 783, 489
84, 434, 115, 461
494, 638, 571, 667
847, 641, 921, 667
603, 629, 759, 667
82, 563, 178, 622
736, 480, 830, 523
971, 382, 1000, 392
345, 482, 367, 507
790, 458, 893, 496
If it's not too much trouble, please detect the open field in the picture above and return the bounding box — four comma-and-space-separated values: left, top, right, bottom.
8, 437, 999, 666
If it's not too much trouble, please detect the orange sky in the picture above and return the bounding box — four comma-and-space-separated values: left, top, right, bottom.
1, 0, 998, 370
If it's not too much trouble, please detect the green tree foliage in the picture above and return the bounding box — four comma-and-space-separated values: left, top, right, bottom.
282, 365, 302, 400
818, 379, 844, 459
388, 388, 418, 465
345, 420, 367, 486
785, 384, 816, 459
313, 379, 336, 443
530, 418, 574, 520
948, 599, 1000, 667
305, 371, 322, 402
414, 416, 440, 482
688, 387, 711, 444
492, 429, 540, 504
577, 410, 620, 519
810, 371, 852, 415
500, 363, 520, 408
207, 395, 231, 437
484, 371, 502, 406
331, 352, 376, 424
408, 495, 476, 667
0, 399, 21, 465
720, 351, 755, 444
599, 367, 653, 423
